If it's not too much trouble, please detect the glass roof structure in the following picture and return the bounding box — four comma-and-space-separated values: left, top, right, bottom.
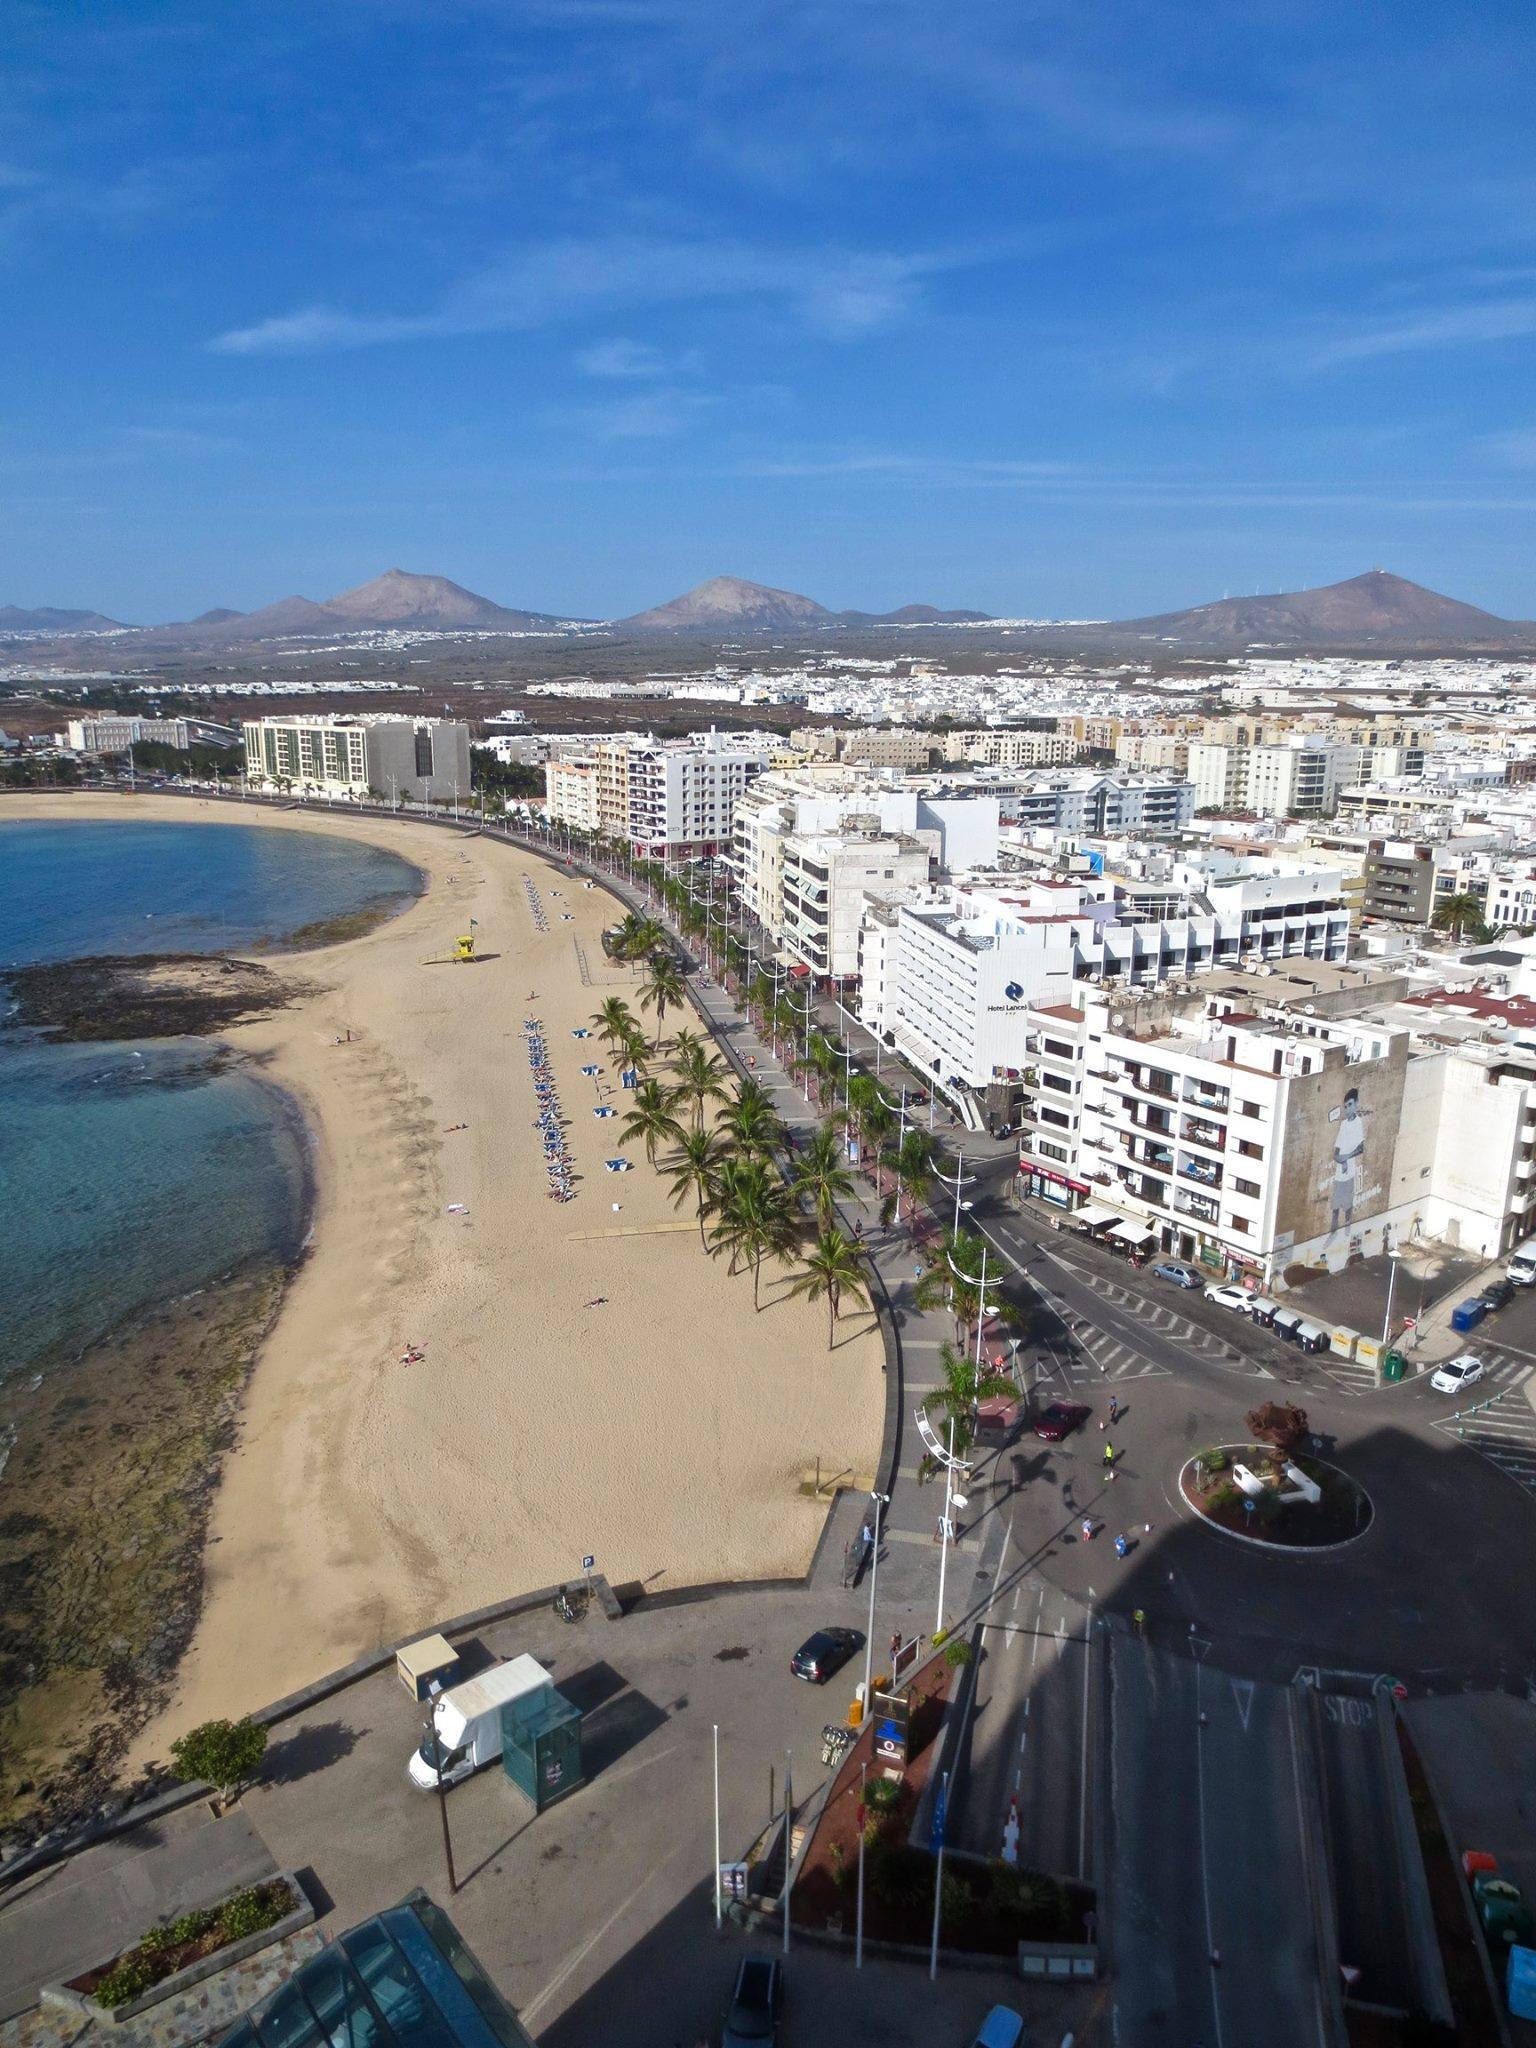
222, 1892, 534, 2048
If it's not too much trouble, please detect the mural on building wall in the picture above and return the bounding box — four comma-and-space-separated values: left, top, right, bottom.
1275, 1049, 1407, 1253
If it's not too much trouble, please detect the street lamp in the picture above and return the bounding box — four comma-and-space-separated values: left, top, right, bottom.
858, 1490, 890, 1727
933, 1150, 975, 1238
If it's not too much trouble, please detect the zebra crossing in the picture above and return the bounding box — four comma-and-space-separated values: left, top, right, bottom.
1047, 1258, 1244, 1366
1433, 1362, 1536, 1493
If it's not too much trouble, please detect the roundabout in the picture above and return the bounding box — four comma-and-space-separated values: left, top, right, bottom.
1178, 1442, 1374, 1550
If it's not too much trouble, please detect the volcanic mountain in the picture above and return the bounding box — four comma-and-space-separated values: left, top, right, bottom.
615, 575, 990, 632
0, 604, 126, 633
1114, 569, 1528, 649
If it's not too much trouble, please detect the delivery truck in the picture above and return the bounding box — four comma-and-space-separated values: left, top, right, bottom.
407, 1653, 552, 1790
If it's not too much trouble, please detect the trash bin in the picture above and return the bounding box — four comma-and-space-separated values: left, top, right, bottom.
1381, 1349, 1407, 1383
1451, 1298, 1488, 1334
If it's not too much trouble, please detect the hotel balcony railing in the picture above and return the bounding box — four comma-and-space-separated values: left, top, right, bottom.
1174, 1190, 1220, 1223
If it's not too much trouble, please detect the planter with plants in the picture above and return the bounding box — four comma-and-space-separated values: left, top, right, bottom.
45, 1873, 312, 2024
1181, 1419, 1373, 1550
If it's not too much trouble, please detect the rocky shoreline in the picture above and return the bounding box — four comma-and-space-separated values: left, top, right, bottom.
0, 1258, 294, 1844
3, 952, 310, 1043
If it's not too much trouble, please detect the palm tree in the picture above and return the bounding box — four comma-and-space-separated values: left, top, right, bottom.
670, 1036, 730, 1130
718, 1077, 784, 1160
787, 1226, 869, 1350
881, 1127, 935, 1230
592, 995, 637, 1053
710, 1158, 795, 1308
661, 1127, 729, 1247
619, 1021, 651, 1076
914, 1227, 1019, 1344
922, 1340, 1017, 1473
793, 1122, 856, 1227
795, 1030, 841, 1110
617, 1078, 682, 1165
845, 1071, 892, 1162
613, 912, 667, 962
1432, 892, 1491, 943
638, 952, 688, 1049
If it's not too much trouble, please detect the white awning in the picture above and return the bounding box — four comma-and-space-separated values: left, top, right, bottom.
1106, 1219, 1156, 1246
1073, 1204, 1121, 1230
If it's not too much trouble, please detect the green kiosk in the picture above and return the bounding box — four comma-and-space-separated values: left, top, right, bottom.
501, 1680, 584, 1813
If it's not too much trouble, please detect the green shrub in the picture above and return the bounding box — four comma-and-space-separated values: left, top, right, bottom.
94, 1956, 158, 2010
1206, 1481, 1239, 1513
1204, 1450, 1228, 1473
217, 1883, 291, 1941
938, 1870, 973, 1929
861, 1775, 903, 1816
944, 1638, 974, 1670
168, 1717, 268, 1804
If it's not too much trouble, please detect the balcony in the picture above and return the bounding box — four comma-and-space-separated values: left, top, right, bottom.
1174, 1189, 1220, 1225
1181, 1116, 1226, 1152
1179, 1157, 1222, 1188
1183, 1082, 1230, 1113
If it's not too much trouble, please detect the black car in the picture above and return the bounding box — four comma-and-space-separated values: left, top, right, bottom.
790, 1625, 863, 1684
1480, 1277, 1517, 1313
722, 1955, 783, 2046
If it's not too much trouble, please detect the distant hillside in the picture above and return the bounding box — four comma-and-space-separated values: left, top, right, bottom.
131, 570, 576, 646
615, 575, 990, 633
1115, 569, 1530, 648
0, 604, 125, 633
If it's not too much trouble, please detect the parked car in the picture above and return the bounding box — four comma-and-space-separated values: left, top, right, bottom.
1203, 1283, 1253, 1314
722, 1955, 783, 2046
1150, 1259, 1201, 1289
1033, 1400, 1092, 1442
1430, 1352, 1486, 1396
1479, 1277, 1517, 1313
966, 2009, 1025, 2048
790, 1626, 863, 1684
1509, 1246, 1536, 1287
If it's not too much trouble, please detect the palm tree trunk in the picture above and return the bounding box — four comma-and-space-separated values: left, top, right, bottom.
753, 1246, 763, 1309
697, 1192, 707, 1248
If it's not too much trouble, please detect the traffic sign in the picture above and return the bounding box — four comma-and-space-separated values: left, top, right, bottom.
582, 1555, 595, 1572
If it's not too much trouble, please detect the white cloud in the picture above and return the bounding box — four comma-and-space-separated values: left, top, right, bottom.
209, 233, 982, 355
1310, 298, 1536, 368
576, 337, 696, 380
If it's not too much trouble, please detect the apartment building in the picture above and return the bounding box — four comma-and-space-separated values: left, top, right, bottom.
1189, 737, 1425, 818
1002, 770, 1195, 835
836, 727, 937, 770
241, 715, 470, 801
543, 755, 600, 830
939, 728, 1079, 768
1115, 732, 1190, 775
861, 862, 1349, 1125
1015, 976, 1536, 1280
731, 766, 923, 931
544, 730, 773, 857
779, 831, 933, 980
1488, 866, 1536, 931
66, 715, 240, 754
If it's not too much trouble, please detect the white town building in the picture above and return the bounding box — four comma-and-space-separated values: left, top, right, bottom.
241, 715, 471, 802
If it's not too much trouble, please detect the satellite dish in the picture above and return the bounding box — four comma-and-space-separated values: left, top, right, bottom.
1111, 1012, 1124, 1026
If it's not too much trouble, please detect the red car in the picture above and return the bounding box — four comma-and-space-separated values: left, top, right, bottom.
1033, 1401, 1091, 1443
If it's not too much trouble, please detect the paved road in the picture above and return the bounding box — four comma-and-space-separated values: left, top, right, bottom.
949, 1578, 1094, 1881
1109, 1636, 1331, 2048
1310, 1689, 1414, 2007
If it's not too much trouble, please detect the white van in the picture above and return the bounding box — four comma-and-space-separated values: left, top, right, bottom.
407, 1654, 552, 1790
1509, 1246, 1536, 1288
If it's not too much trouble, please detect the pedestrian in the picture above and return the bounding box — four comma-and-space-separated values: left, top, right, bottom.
1109, 1394, 1121, 1425
1131, 1608, 1145, 1637
1103, 1440, 1116, 1468
1114, 1532, 1129, 1559
1081, 1517, 1094, 1542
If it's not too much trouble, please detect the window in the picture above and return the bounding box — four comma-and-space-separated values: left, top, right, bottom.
1228, 1216, 1249, 1233
1237, 1139, 1264, 1160
1234, 1177, 1260, 1197
1239, 1100, 1262, 1118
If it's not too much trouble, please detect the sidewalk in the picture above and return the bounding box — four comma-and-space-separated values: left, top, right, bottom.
539, 838, 1010, 1632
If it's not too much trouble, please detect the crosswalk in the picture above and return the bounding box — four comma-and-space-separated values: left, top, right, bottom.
1043, 1256, 1246, 1366
1433, 1366, 1536, 1493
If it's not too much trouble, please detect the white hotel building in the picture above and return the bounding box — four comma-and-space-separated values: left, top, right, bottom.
242, 715, 471, 802
859, 863, 1350, 1126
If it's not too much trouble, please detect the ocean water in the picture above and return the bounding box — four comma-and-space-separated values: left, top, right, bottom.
0, 817, 422, 1374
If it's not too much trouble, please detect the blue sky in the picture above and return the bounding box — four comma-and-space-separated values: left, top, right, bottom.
4, 0, 1536, 622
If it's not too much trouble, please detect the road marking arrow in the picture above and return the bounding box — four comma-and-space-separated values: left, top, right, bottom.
1231, 1678, 1254, 1731
1189, 1633, 1212, 1663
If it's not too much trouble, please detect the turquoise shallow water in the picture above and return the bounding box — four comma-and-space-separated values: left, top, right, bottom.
0, 817, 421, 1374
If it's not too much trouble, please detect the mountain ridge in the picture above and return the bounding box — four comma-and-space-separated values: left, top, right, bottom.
1112, 568, 1529, 647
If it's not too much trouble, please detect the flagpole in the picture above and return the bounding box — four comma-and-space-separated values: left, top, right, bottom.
929, 1769, 949, 1980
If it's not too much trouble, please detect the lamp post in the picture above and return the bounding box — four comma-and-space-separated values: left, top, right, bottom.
1379, 1250, 1400, 1382
859, 1490, 890, 1725
856, 1759, 868, 1969
935, 1411, 957, 1637
933, 1150, 974, 1237
424, 1703, 457, 1895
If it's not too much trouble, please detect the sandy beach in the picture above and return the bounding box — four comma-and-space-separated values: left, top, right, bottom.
6, 795, 885, 1753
